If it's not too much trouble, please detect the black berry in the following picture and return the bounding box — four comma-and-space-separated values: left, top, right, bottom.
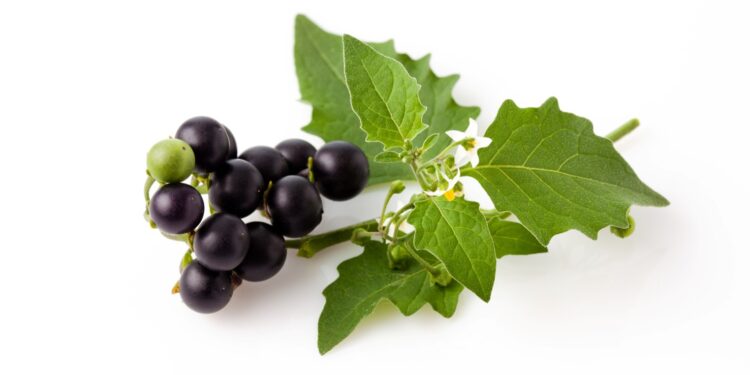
209, 159, 264, 218
149, 183, 204, 234
179, 261, 233, 313
234, 222, 287, 282
193, 213, 249, 271
224, 125, 238, 159
275, 139, 316, 174
239, 146, 289, 183
176, 116, 230, 174
267, 175, 323, 237
313, 141, 369, 201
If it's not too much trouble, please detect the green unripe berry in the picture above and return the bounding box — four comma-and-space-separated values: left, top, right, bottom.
147, 139, 195, 183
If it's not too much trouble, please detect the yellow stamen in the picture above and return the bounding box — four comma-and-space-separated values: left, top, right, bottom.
443, 189, 456, 201
465, 139, 477, 151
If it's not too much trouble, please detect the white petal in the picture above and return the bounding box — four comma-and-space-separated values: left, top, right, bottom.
446, 130, 465, 142
454, 146, 471, 166
469, 151, 481, 168
440, 171, 461, 191
466, 119, 479, 137
475, 136, 492, 148
400, 221, 415, 234
425, 188, 444, 196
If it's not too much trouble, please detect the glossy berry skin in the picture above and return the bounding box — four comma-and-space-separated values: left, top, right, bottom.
275, 139, 316, 174
239, 146, 289, 183
179, 261, 233, 313
193, 213, 249, 271
176, 116, 230, 174
234, 222, 287, 282
147, 139, 195, 183
267, 175, 323, 237
209, 159, 264, 218
313, 141, 369, 201
224, 125, 237, 159
149, 183, 204, 234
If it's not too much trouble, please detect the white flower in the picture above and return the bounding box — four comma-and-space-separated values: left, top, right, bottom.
381, 201, 415, 238
425, 170, 460, 197
445, 119, 492, 168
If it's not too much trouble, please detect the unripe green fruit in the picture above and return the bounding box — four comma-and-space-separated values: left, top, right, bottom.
147, 139, 195, 183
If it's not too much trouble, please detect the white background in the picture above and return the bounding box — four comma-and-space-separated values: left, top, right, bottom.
1, 0, 748, 373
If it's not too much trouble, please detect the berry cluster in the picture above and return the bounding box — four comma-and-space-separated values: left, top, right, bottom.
145, 116, 369, 313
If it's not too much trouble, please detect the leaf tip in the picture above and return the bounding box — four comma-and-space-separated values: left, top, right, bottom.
500, 98, 519, 111
294, 13, 309, 23
342, 33, 359, 45
294, 14, 317, 32
317, 341, 332, 355
542, 96, 561, 110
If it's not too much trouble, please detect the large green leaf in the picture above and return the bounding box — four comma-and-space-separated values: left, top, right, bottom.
318, 241, 462, 354
487, 217, 547, 258
343, 35, 427, 150
293, 15, 479, 185
463, 98, 669, 245
408, 196, 496, 302
394, 54, 480, 160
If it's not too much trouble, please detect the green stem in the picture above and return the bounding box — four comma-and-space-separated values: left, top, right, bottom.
408, 158, 431, 191
286, 219, 379, 258
383, 202, 414, 239
144, 174, 155, 203
606, 118, 640, 142
480, 209, 511, 219
161, 231, 194, 248
379, 189, 398, 231
306, 156, 315, 183
143, 173, 156, 227
401, 238, 440, 275
421, 139, 464, 167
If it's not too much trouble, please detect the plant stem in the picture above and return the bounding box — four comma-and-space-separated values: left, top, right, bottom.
378, 184, 399, 230
161, 231, 194, 248
421, 139, 464, 167
408, 158, 431, 191
143, 173, 156, 227
286, 219, 380, 258
606, 118, 639, 142
481, 209, 511, 219
144, 174, 155, 203
383, 202, 415, 239
400, 238, 440, 275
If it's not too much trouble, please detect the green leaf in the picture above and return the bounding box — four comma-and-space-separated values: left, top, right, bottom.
394, 54, 480, 160
343, 35, 427, 149
293, 15, 478, 185
318, 241, 463, 354
486, 217, 547, 258
408, 196, 496, 301
463, 98, 669, 245
420, 133, 440, 152
373, 151, 401, 163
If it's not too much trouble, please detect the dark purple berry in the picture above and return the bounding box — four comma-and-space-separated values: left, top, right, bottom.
209, 159, 264, 218
267, 175, 323, 237
149, 183, 204, 234
235, 222, 287, 282
193, 213, 249, 271
275, 139, 316, 174
179, 261, 232, 313
224, 125, 237, 159
239, 146, 289, 183
313, 141, 369, 201
176, 116, 230, 173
